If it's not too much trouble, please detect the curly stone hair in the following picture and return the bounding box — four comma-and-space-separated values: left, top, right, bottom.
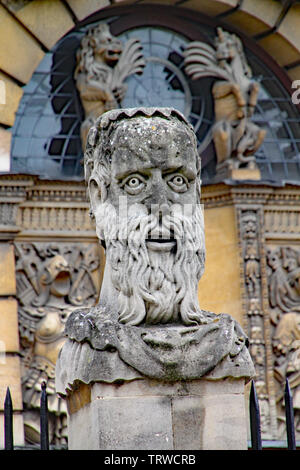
83, 107, 200, 198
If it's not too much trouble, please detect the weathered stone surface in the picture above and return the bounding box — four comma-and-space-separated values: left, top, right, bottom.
278, 5, 300, 57
0, 299, 19, 353
0, 244, 16, 295
287, 64, 300, 82
56, 305, 254, 394
0, 5, 44, 84
223, 0, 281, 35
91, 395, 173, 450
90, 376, 245, 399
68, 393, 174, 450
179, 0, 236, 16
66, 0, 110, 20
194, 392, 248, 450
0, 128, 11, 172
0, 73, 23, 127
258, 33, 300, 67
198, 205, 243, 320
66, 378, 248, 450
0, 356, 23, 411
56, 338, 142, 396
56, 107, 254, 450
15, 0, 74, 50
171, 395, 205, 449
56, 107, 254, 395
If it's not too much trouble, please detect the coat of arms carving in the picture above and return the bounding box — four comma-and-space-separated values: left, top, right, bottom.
15, 242, 101, 446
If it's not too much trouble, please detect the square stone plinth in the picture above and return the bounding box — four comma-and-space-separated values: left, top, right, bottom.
66, 378, 249, 450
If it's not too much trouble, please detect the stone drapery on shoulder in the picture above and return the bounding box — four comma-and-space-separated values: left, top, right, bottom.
56, 304, 255, 395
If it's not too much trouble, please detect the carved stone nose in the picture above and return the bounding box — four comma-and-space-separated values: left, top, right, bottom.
149, 202, 170, 221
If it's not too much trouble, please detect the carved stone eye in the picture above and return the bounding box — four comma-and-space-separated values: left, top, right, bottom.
128, 177, 141, 188
167, 174, 188, 192
173, 176, 185, 186
122, 174, 146, 195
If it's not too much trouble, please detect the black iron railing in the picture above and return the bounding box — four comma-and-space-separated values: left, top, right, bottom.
249, 380, 262, 450
2, 378, 298, 450
285, 379, 296, 450
4, 381, 49, 450
249, 378, 297, 450
40, 382, 49, 451
4, 388, 13, 450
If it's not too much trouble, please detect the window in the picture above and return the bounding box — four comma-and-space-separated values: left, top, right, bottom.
10, 7, 300, 184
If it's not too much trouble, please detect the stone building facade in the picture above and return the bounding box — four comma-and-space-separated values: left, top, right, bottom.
0, 0, 300, 448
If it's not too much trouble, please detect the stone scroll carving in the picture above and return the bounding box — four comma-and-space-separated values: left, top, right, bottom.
267, 246, 300, 439
183, 28, 266, 177
56, 107, 255, 396
74, 22, 145, 149
15, 242, 100, 446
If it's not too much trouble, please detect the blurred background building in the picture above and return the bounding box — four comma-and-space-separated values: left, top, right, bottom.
0, 0, 300, 449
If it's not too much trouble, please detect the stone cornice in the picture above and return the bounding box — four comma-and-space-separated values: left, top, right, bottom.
202, 182, 300, 207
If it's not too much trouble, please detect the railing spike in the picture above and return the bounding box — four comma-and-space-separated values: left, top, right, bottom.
4, 387, 13, 450
285, 378, 296, 450
40, 381, 49, 450
249, 380, 262, 450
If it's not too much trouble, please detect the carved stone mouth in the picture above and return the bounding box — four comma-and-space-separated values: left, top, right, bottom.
146, 239, 176, 252
106, 48, 122, 59
52, 271, 71, 296
107, 49, 121, 56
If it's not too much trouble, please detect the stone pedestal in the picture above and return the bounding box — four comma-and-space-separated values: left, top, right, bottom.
214, 164, 261, 182
66, 378, 249, 450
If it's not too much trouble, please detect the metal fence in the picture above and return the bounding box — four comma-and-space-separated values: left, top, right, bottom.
2, 378, 297, 450
249, 378, 296, 450
4, 381, 49, 450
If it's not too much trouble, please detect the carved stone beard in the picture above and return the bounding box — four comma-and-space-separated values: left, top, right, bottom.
96, 201, 205, 326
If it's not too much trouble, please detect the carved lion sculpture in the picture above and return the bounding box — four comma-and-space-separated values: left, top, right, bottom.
74, 23, 145, 149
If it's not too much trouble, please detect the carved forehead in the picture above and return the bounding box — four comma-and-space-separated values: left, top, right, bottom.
110, 116, 196, 151
84, 109, 200, 184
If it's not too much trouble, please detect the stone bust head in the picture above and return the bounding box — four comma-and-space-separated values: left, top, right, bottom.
56, 108, 254, 389
84, 107, 207, 326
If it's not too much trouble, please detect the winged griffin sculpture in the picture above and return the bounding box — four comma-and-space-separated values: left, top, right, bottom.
183, 27, 266, 175
74, 23, 145, 148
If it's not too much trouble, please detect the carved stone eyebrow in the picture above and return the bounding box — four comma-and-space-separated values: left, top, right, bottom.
114, 168, 152, 181
161, 166, 197, 179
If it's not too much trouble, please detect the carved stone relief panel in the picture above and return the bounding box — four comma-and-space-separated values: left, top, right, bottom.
266, 245, 300, 440
236, 206, 277, 439
14, 241, 102, 447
